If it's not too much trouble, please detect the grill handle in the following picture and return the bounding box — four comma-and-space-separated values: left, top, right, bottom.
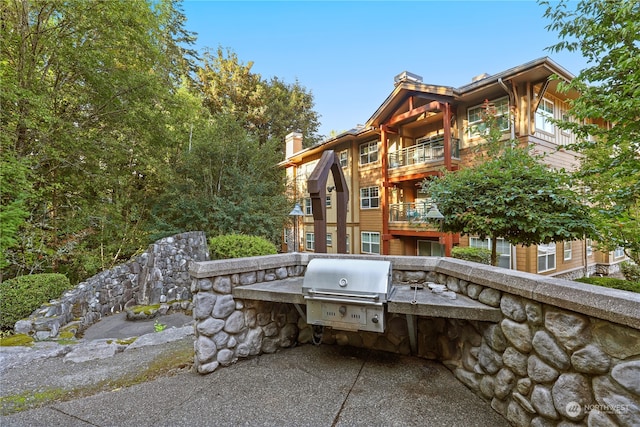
306, 289, 380, 300
304, 294, 383, 306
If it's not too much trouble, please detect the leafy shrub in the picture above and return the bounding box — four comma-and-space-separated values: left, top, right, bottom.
575, 277, 640, 293
0, 274, 72, 330
209, 234, 277, 260
451, 246, 492, 265
620, 261, 640, 283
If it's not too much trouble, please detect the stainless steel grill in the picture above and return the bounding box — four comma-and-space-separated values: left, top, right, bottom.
302, 258, 392, 333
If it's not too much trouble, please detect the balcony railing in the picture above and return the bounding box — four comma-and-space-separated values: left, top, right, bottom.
388, 137, 459, 169
389, 201, 435, 223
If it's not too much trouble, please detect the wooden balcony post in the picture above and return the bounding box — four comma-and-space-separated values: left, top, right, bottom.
441, 102, 452, 171
381, 125, 390, 255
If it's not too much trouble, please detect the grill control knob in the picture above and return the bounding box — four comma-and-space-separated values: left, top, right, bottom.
372, 315, 379, 324
338, 278, 348, 287
339, 306, 347, 316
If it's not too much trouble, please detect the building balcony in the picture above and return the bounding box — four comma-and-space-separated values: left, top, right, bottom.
389, 201, 436, 224
388, 137, 460, 170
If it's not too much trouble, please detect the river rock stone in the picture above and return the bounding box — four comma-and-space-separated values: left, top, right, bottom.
196, 317, 225, 336
507, 399, 532, 426
467, 283, 483, 299
571, 344, 610, 374
592, 321, 640, 359
239, 271, 257, 285
532, 330, 570, 370
262, 321, 278, 337
501, 294, 527, 322
478, 342, 503, 374
494, 368, 516, 399
213, 276, 232, 294
552, 373, 592, 421
525, 301, 543, 325
611, 360, 640, 395
478, 288, 501, 307
213, 295, 236, 319
275, 266, 288, 279
480, 375, 495, 399
195, 335, 217, 364
530, 417, 555, 427
545, 309, 591, 352
531, 384, 559, 420
216, 348, 236, 366
528, 355, 560, 383
224, 310, 245, 334
503, 347, 528, 376
213, 330, 230, 348
193, 293, 216, 319
454, 368, 480, 392
198, 279, 213, 291
501, 319, 533, 352
279, 323, 298, 347
587, 409, 619, 427
513, 392, 535, 414
197, 360, 219, 374
592, 375, 640, 427
517, 378, 532, 395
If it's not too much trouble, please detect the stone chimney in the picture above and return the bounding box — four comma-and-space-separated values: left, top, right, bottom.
285, 132, 303, 158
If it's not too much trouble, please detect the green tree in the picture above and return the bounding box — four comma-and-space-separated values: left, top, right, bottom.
540, 0, 640, 264
197, 47, 322, 148
422, 102, 594, 266
1, 0, 196, 281
150, 113, 290, 244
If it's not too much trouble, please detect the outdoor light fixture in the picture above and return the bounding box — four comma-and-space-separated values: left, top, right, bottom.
424, 203, 444, 220
289, 203, 304, 252
327, 186, 335, 193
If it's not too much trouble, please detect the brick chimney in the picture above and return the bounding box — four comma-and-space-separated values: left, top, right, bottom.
285, 132, 303, 159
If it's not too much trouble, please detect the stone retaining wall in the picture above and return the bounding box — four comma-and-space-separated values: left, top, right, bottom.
15, 231, 209, 339
189, 253, 640, 427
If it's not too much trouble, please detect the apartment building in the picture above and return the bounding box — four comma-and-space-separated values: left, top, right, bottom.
281, 57, 627, 278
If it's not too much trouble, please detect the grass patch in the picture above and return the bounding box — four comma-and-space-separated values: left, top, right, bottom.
0, 342, 194, 415
575, 277, 640, 293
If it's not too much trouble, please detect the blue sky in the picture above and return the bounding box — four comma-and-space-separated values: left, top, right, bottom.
181, 1, 589, 139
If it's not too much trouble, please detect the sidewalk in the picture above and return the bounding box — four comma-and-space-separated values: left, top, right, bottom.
1, 313, 508, 426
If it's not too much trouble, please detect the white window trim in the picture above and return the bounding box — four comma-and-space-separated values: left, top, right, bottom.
339, 150, 348, 168
469, 237, 512, 269
361, 231, 380, 254
326, 233, 332, 247
304, 197, 312, 215
359, 141, 379, 166
538, 243, 556, 273
564, 241, 572, 261
360, 186, 379, 209
614, 247, 625, 258
467, 97, 510, 138
535, 98, 555, 135
305, 232, 315, 251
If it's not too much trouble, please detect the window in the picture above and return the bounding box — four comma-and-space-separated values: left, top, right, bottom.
304, 198, 312, 215
360, 186, 379, 209
339, 151, 348, 168
586, 239, 593, 257
361, 232, 380, 254
467, 97, 510, 138
305, 233, 315, 251
564, 241, 572, 260
535, 98, 554, 134
326, 233, 332, 247
538, 243, 556, 273
614, 247, 625, 258
326, 195, 332, 208
470, 237, 512, 269
359, 141, 378, 165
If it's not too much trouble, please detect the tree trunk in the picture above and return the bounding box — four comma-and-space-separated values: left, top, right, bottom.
491, 237, 498, 267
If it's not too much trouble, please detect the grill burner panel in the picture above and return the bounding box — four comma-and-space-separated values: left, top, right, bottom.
302, 258, 392, 333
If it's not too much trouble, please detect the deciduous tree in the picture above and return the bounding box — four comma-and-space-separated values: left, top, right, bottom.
541, 0, 640, 263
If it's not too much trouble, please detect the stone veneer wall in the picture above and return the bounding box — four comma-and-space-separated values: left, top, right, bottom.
15, 231, 209, 339
189, 253, 640, 427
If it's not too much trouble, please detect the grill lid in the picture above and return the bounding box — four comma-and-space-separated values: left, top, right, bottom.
302, 258, 392, 302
